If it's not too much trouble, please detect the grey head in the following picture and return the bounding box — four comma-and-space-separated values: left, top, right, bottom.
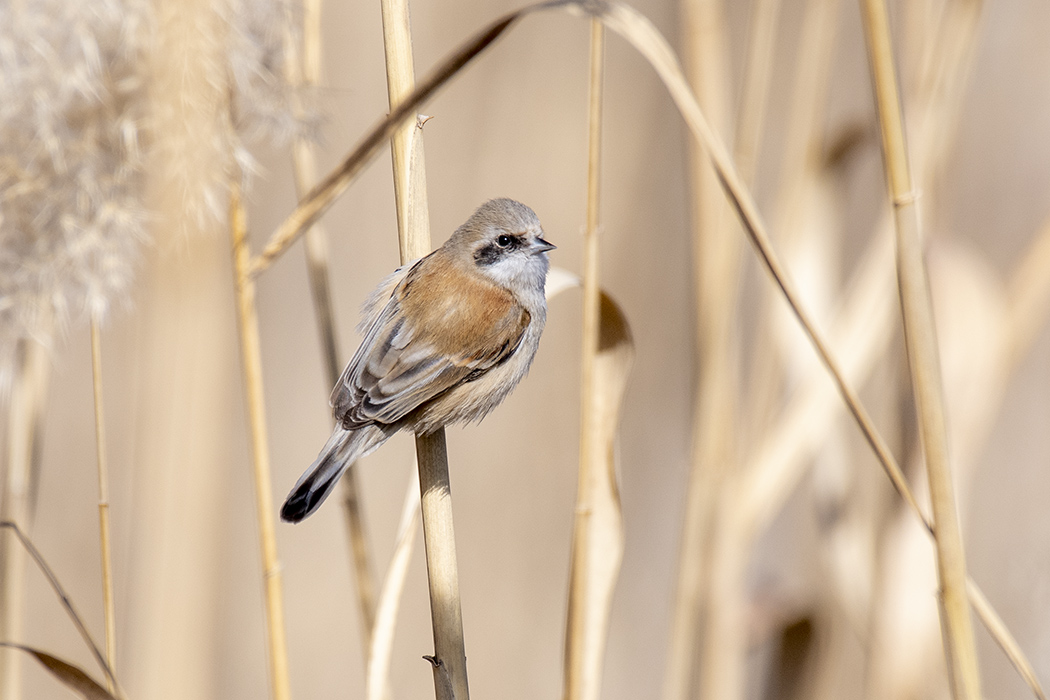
450, 198, 555, 292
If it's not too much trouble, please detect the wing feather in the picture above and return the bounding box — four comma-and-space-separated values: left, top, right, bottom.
331, 255, 530, 429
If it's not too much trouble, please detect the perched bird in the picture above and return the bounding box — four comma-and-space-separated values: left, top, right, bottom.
281, 198, 555, 523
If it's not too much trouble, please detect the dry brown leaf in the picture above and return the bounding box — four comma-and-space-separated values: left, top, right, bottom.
0, 643, 116, 700
550, 268, 633, 700
569, 292, 633, 699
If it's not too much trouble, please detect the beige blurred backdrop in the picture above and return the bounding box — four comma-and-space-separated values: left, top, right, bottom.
16, 0, 1050, 699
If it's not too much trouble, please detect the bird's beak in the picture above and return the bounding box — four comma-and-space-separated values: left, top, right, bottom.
532, 237, 556, 254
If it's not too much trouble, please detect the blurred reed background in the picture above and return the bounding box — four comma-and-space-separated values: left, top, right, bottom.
2, 0, 1050, 699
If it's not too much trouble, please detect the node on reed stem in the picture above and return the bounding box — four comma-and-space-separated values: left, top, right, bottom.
379, 0, 469, 697
859, 0, 982, 696
230, 183, 292, 700
89, 314, 117, 693
564, 19, 626, 700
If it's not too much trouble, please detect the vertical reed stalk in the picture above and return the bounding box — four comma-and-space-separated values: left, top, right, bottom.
415, 431, 467, 700
379, 1, 467, 697
230, 183, 292, 700
285, 0, 379, 650
0, 332, 51, 700
715, 1, 841, 696
774, 0, 839, 232
381, 0, 431, 260
563, 18, 607, 700
745, 0, 839, 446
859, 0, 981, 697
667, 0, 779, 687
366, 469, 420, 700
668, 0, 738, 698
89, 314, 117, 693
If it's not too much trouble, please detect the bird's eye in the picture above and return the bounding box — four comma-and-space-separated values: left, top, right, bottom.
496, 234, 513, 248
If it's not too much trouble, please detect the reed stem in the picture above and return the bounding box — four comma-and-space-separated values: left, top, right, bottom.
89, 314, 117, 693
284, 0, 380, 652
249, 8, 523, 277
379, 0, 468, 697
563, 18, 607, 700
668, 0, 741, 696
859, 1, 982, 696
0, 333, 51, 700
415, 431, 468, 700
0, 521, 119, 695
381, 0, 432, 263
230, 183, 292, 700
366, 470, 420, 700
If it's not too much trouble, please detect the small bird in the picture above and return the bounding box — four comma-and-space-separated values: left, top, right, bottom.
281, 198, 555, 523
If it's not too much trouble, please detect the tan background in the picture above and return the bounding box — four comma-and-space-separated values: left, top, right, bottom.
17, 0, 1050, 698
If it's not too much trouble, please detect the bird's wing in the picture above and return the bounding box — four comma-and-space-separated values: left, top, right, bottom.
331, 257, 530, 428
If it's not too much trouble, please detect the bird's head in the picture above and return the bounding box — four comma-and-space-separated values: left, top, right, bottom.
448, 198, 555, 293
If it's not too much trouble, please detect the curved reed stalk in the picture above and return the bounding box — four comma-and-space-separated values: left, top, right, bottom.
0, 521, 121, 696
248, 6, 527, 277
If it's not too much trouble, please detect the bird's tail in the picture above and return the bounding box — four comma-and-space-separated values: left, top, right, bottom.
280, 425, 389, 523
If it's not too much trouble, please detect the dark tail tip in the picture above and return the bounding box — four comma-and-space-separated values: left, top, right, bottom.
279, 469, 344, 524
280, 493, 311, 523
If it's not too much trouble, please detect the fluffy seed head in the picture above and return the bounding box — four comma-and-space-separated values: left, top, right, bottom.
0, 0, 151, 389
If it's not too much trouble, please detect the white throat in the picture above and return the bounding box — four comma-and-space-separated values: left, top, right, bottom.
482, 252, 550, 313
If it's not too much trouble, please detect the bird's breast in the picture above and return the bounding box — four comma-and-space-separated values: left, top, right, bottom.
399, 257, 529, 358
